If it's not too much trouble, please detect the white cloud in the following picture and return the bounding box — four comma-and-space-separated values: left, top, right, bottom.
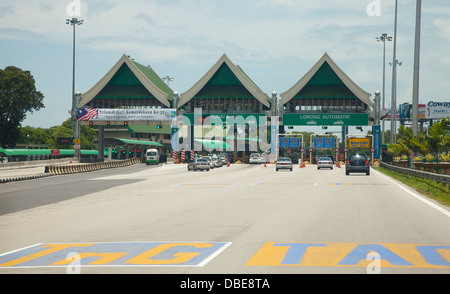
434, 18, 450, 40
1, 0, 449, 128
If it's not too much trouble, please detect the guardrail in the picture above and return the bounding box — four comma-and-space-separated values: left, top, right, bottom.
378, 161, 450, 185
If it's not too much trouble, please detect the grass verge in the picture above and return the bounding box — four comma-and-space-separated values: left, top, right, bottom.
373, 166, 450, 207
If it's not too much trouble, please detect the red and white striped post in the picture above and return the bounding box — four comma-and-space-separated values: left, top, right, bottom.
172, 149, 177, 162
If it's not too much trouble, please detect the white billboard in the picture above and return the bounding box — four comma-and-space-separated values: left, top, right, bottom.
425, 101, 450, 119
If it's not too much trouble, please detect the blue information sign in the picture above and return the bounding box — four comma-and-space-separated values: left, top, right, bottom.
314, 138, 335, 149
279, 138, 301, 148
373, 125, 381, 159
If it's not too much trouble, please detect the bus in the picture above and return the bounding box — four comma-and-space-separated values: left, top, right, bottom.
145, 149, 159, 165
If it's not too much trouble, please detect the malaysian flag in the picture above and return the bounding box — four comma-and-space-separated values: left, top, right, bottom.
77, 108, 98, 121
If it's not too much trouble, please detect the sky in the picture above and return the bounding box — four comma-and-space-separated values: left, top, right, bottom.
1, 0, 449, 135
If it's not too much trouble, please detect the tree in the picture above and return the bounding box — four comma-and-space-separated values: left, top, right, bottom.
427, 118, 450, 154
388, 118, 450, 158
18, 126, 52, 146
0, 66, 44, 148
47, 118, 97, 150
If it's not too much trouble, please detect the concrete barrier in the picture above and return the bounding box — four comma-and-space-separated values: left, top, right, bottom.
0, 173, 53, 183
1, 158, 144, 184
44, 158, 140, 176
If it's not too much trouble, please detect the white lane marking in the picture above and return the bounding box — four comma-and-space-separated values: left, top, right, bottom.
372, 168, 450, 218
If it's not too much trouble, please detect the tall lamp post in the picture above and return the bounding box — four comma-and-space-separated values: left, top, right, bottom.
376, 33, 392, 145
390, 0, 399, 144
162, 76, 174, 86
66, 17, 83, 159
412, 0, 422, 136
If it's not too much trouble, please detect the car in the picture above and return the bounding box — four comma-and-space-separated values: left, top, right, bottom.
317, 157, 333, 169
188, 158, 211, 171
346, 154, 370, 175
208, 154, 223, 167
218, 154, 229, 165
260, 152, 270, 164
276, 157, 293, 171
202, 156, 214, 169
249, 153, 262, 164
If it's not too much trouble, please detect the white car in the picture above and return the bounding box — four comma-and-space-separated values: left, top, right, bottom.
208, 154, 223, 167
276, 157, 293, 171
202, 156, 214, 169
317, 157, 333, 169
249, 153, 262, 164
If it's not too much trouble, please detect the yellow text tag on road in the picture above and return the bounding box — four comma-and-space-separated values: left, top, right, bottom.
246, 242, 450, 269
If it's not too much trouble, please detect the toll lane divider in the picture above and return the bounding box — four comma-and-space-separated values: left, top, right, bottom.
0, 173, 53, 184
45, 158, 141, 176
0, 158, 141, 183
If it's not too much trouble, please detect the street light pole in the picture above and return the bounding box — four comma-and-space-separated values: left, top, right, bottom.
66, 17, 83, 159
376, 33, 392, 145
162, 76, 174, 86
412, 0, 422, 136
390, 0, 399, 144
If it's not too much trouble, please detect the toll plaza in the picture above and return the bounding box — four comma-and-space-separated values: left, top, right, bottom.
75, 52, 376, 163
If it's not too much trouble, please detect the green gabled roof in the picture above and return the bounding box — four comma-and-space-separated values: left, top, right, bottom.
279, 53, 372, 107
126, 124, 172, 135
79, 54, 173, 107
179, 54, 270, 107
132, 61, 173, 101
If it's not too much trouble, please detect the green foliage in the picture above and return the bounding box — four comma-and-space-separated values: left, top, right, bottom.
388, 118, 450, 158
0, 66, 45, 148
19, 126, 52, 146
374, 166, 450, 207
16, 117, 98, 150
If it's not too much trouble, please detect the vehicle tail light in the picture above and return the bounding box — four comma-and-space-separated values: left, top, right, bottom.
365, 160, 369, 165
197, 163, 200, 165
346, 160, 350, 164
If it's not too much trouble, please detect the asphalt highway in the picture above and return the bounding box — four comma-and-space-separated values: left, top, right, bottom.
0, 163, 449, 275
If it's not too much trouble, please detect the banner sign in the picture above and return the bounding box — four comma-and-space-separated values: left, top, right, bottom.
348, 138, 371, 148
314, 137, 335, 149
279, 137, 301, 148
373, 126, 381, 159
270, 120, 278, 156
76, 108, 176, 122
283, 113, 369, 126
